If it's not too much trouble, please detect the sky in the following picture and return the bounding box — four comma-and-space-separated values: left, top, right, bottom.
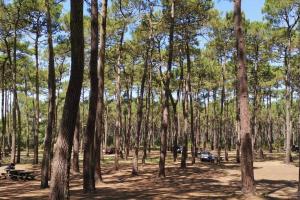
214, 0, 265, 22
61, 0, 266, 22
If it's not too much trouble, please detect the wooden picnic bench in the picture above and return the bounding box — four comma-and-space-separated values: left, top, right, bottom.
3, 169, 35, 181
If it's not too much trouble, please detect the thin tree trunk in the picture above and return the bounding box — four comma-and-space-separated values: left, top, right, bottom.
49, 1, 84, 199
125, 76, 133, 160
170, 94, 178, 162
95, 0, 107, 183
41, 0, 56, 188
16, 101, 21, 163
132, 41, 149, 175
218, 58, 226, 164
205, 91, 210, 150
142, 68, 151, 164
83, 0, 98, 191
159, 0, 175, 177
285, 34, 292, 163
114, 26, 125, 171
1, 59, 6, 162
234, 0, 255, 194
34, 25, 40, 165
267, 90, 273, 153
73, 112, 80, 173
142, 10, 154, 163
181, 81, 188, 169
185, 40, 195, 164
11, 16, 19, 164
23, 67, 30, 157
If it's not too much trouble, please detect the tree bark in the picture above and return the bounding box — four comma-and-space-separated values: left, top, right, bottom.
1, 59, 6, 162
181, 81, 188, 169
114, 25, 125, 171
285, 34, 292, 163
125, 76, 133, 160
234, 0, 255, 194
34, 20, 40, 165
41, 0, 56, 188
185, 40, 195, 164
170, 94, 178, 162
49, 1, 84, 199
95, 0, 107, 183
267, 90, 273, 153
159, 0, 175, 177
16, 101, 21, 163
83, 0, 99, 191
142, 66, 152, 164
218, 58, 226, 164
132, 43, 149, 175
10, 15, 20, 164
73, 112, 80, 173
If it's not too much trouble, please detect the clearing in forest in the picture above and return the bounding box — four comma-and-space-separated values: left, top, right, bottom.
0, 151, 298, 200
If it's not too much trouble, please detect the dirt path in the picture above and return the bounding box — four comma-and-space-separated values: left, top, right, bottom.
0, 152, 298, 200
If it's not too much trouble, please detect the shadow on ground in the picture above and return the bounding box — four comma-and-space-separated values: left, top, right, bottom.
0, 151, 298, 200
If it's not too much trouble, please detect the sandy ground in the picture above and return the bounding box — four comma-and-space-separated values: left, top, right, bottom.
0, 151, 299, 200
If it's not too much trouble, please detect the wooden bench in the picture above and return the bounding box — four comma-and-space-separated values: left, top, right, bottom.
5, 170, 35, 181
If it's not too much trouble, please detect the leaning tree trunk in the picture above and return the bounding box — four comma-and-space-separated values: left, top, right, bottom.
49, 1, 84, 199
41, 0, 56, 188
83, 0, 98, 192
234, 0, 255, 194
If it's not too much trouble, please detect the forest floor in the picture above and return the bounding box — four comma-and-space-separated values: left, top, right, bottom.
0, 151, 299, 200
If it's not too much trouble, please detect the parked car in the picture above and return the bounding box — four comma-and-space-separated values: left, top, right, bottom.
199, 151, 215, 162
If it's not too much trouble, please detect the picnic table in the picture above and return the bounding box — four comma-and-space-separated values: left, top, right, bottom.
2, 169, 35, 181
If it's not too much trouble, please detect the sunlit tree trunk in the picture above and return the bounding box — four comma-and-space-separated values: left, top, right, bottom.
114, 26, 125, 171
49, 0, 84, 199
234, 0, 255, 194
33, 20, 40, 165
132, 41, 149, 175
159, 0, 175, 177
185, 40, 195, 164
41, 0, 56, 188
